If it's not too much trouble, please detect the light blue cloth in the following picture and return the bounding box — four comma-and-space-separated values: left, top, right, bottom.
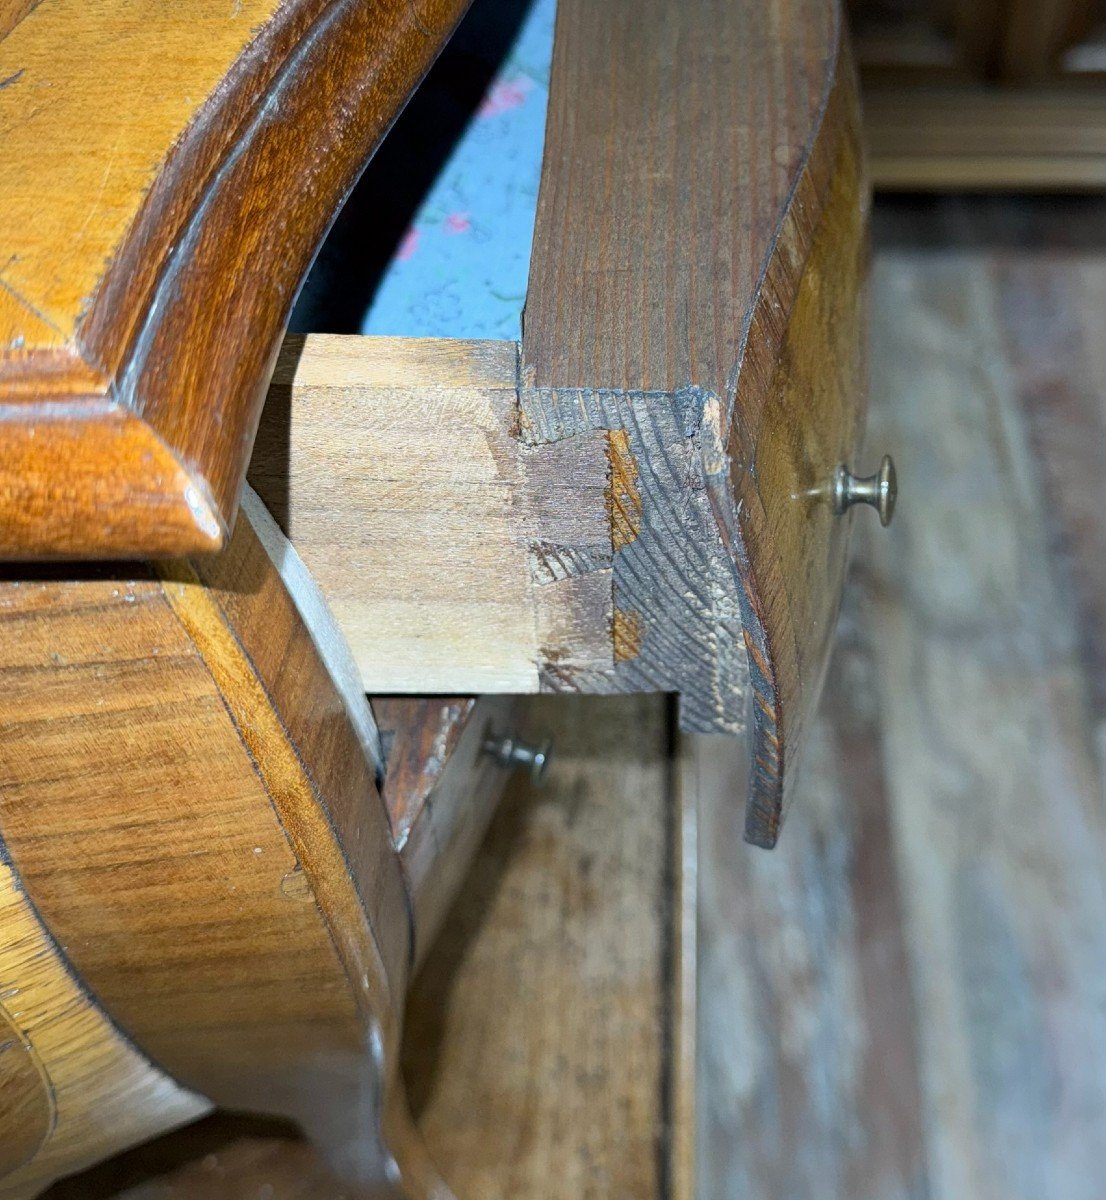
292, 0, 555, 340
360, 0, 555, 340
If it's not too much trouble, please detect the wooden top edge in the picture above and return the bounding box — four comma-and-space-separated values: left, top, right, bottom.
0, 0, 472, 558
0, 345, 108, 399
274, 334, 518, 392
371, 696, 477, 840
0, 0, 292, 349
0, 407, 225, 560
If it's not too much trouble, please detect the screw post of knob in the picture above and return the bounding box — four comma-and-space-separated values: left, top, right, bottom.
833, 454, 897, 527
483, 735, 552, 784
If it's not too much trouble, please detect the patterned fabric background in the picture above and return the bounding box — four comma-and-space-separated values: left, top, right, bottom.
292, 0, 553, 340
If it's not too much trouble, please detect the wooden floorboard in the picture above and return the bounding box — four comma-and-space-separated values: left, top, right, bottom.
697, 194, 1106, 1200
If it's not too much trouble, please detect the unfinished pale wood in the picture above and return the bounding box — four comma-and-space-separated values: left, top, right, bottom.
249, 335, 611, 694
0, 860, 206, 1199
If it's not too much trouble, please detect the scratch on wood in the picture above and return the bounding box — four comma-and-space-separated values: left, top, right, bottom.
0, 69, 25, 91
528, 541, 609, 586
606, 429, 641, 551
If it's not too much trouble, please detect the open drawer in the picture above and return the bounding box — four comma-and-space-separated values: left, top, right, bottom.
0, 0, 887, 847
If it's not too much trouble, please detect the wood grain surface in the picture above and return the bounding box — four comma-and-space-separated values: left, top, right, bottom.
865, 85, 1106, 190
252, 0, 871, 845
34, 695, 694, 1200
248, 336, 612, 694
0, 567, 366, 1124
0, 857, 206, 1198
517, 0, 869, 842
372, 694, 519, 968
697, 195, 1106, 1200
374, 698, 479, 843
0, 502, 452, 1193
726, 87, 869, 844
402, 695, 690, 1200
0, 0, 470, 558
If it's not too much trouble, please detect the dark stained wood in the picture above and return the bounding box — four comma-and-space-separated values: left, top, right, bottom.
951, 0, 1004, 78
40, 1116, 330, 1200
996, 0, 1087, 82
864, 85, 1106, 190
373, 695, 520, 968
522, 0, 837, 394
374, 698, 478, 841
518, 0, 869, 844
44, 1121, 351, 1200
0, 0, 470, 560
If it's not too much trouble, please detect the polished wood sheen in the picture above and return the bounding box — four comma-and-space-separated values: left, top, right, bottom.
33, 697, 698, 1200
0, 0, 469, 559
0, 500, 447, 1194
0, 855, 206, 1197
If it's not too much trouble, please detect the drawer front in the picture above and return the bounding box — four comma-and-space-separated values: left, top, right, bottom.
724, 62, 874, 847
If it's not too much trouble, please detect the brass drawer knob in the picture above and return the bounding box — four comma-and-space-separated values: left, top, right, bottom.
833, 454, 897, 527
483, 735, 553, 784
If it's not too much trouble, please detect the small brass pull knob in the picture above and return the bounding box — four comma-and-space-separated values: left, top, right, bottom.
483, 735, 552, 784
833, 455, 897, 527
